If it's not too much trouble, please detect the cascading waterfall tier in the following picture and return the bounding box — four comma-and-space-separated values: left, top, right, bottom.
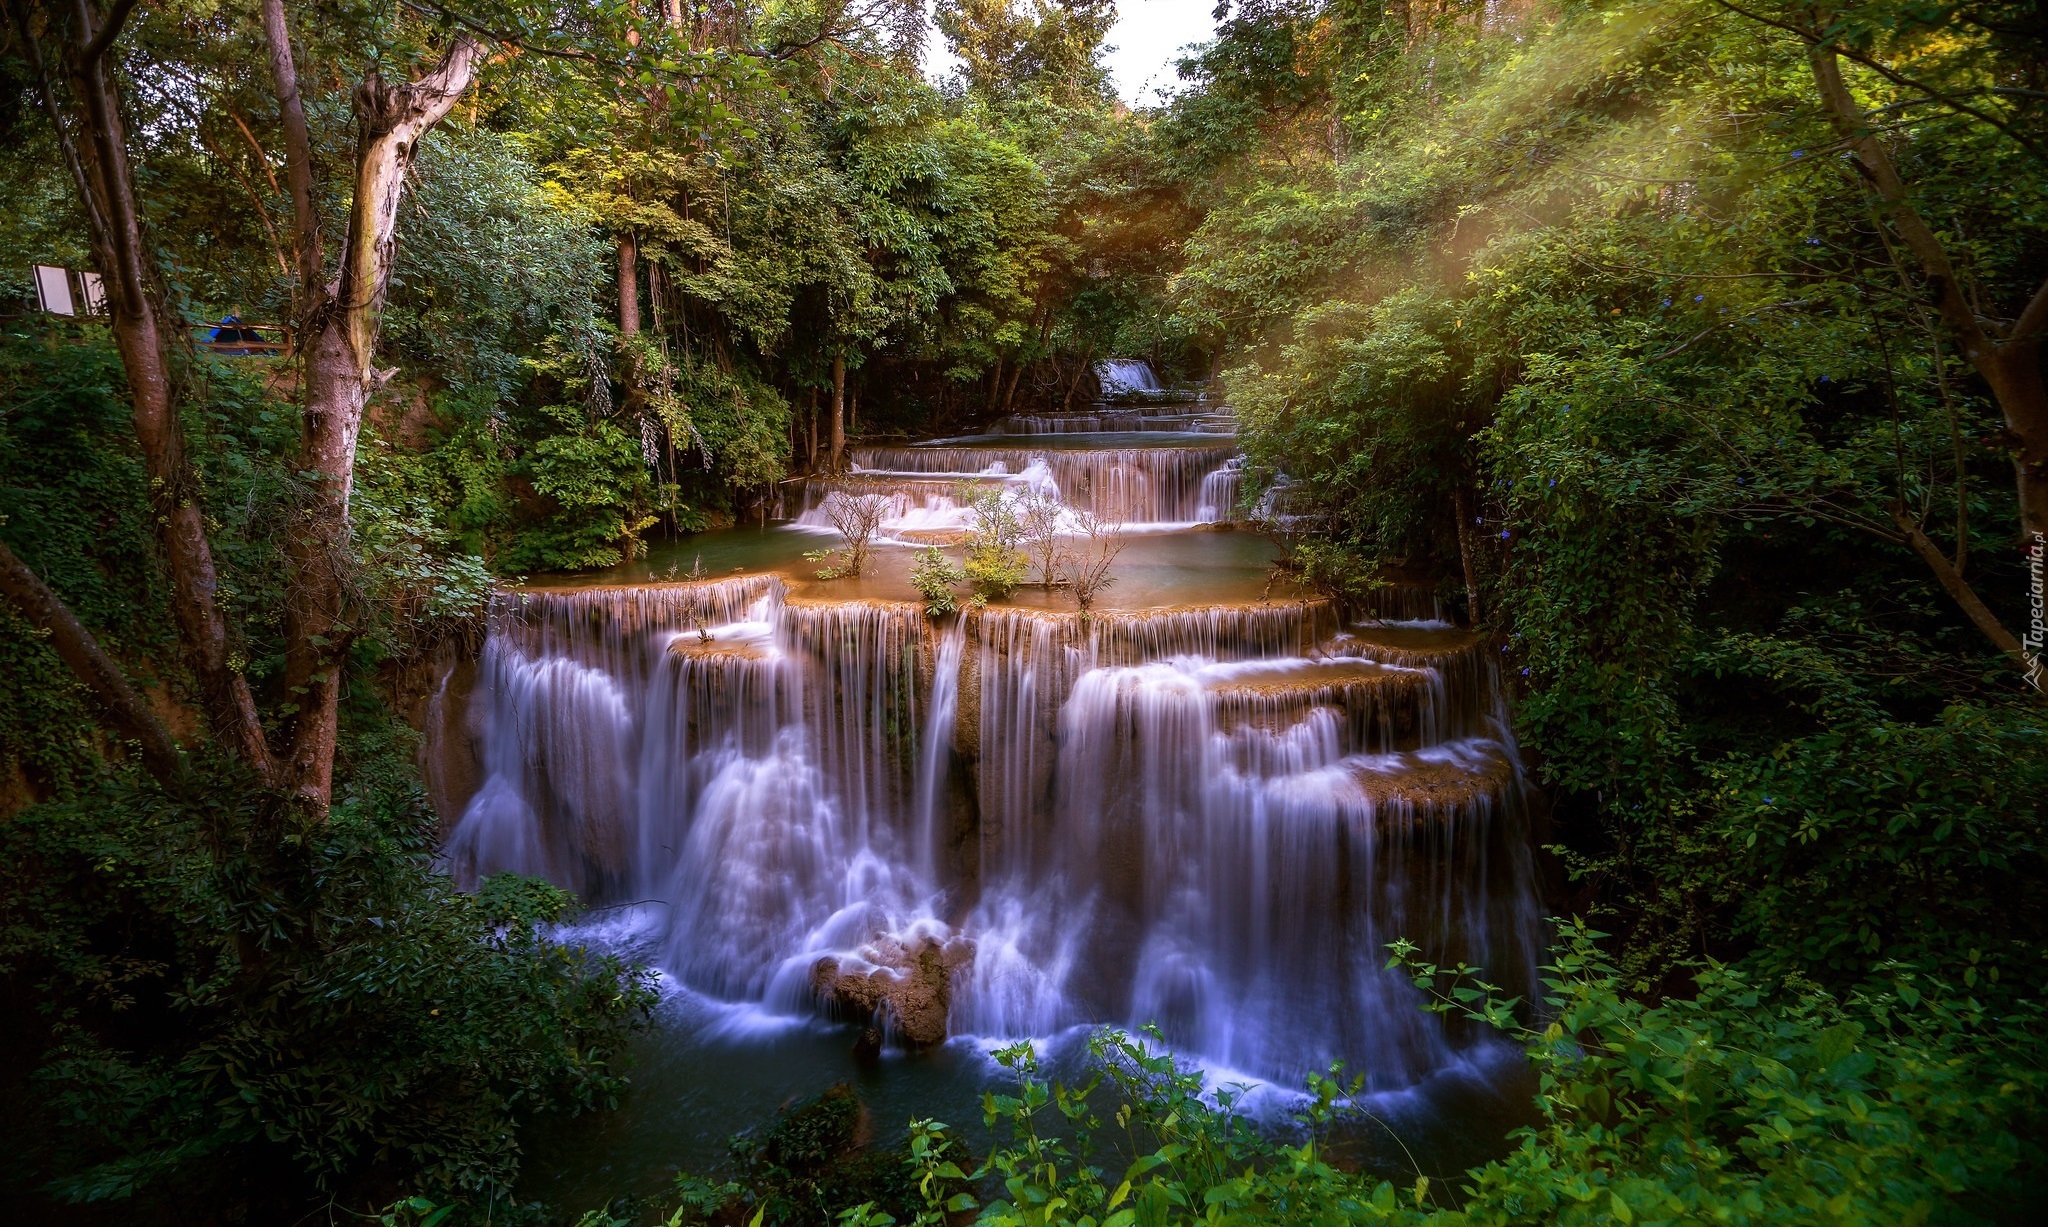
796, 444, 1245, 531
1097, 358, 1163, 395
442, 376, 1534, 1090
441, 574, 1541, 1091
992, 408, 1236, 434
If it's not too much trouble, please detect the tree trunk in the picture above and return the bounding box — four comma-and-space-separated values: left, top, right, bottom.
0, 540, 183, 781
999, 359, 1025, 417
1452, 485, 1483, 625
1809, 43, 2048, 542
807, 386, 818, 469
830, 351, 846, 470
261, 0, 320, 309
8, 0, 274, 780
1891, 508, 2040, 692
618, 231, 641, 336
1062, 344, 1094, 409
279, 35, 484, 809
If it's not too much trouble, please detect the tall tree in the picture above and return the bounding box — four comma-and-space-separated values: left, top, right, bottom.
265, 10, 483, 805
1718, 0, 2048, 542
935, 0, 1117, 103
1, 0, 484, 809
3, 0, 272, 775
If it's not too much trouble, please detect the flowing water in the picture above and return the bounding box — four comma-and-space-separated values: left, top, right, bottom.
431, 364, 1545, 1208
793, 438, 1244, 530
1096, 358, 1163, 395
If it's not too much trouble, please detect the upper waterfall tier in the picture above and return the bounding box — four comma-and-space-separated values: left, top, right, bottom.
990, 408, 1236, 435
1096, 358, 1163, 395
437, 574, 1539, 1091
797, 442, 1244, 529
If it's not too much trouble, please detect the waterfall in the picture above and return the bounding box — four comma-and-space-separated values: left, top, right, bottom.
1096, 358, 1162, 395
794, 445, 1244, 530
913, 621, 965, 885
439, 382, 1537, 1091
1195, 456, 1243, 522
441, 579, 1541, 1091
992, 409, 1235, 435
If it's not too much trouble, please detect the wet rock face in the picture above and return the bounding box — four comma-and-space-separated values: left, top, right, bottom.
811, 934, 974, 1046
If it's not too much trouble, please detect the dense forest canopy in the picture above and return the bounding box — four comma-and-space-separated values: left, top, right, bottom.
0, 0, 2043, 1222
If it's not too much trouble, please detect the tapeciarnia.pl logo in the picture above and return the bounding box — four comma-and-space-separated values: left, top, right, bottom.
2026, 531, 2045, 693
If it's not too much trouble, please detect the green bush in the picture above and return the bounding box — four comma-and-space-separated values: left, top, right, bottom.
1402, 925, 2047, 1225
912, 547, 967, 617
725, 1085, 953, 1227
507, 405, 663, 573
959, 484, 1029, 604
0, 750, 655, 1218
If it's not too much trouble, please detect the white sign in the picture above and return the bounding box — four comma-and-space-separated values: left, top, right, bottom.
33, 264, 74, 315
78, 271, 106, 315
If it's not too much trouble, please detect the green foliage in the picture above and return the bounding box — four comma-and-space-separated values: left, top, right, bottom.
1230, 287, 1473, 580
506, 405, 662, 573
724, 1085, 939, 1227
0, 748, 654, 1214
1173, 0, 2047, 985
0, 327, 167, 791
934, 0, 1116, 106
1705, 703, 2047, 987
600, 1086, 974, 1227
664, 351, 791, 495
1264, 534, 1392, 607
963, 546, 1030, 604
388, 128, 609, 403
1397, 923, 2048, 1224
912, 547, 967, 617
959, 484, 1029, 603
352, 430, 497, 659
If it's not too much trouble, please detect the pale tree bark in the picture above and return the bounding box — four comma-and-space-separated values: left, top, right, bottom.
619, 231, 641, 335
1389, 0, 1413, 44
4, 0, 274, 784
276, 32, 485, 809
831, 350, 847, 470
1808, 42, 2048, 543
0, 540, 184, 780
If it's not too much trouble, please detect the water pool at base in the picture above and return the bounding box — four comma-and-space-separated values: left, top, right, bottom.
516, 912, 1540, 1214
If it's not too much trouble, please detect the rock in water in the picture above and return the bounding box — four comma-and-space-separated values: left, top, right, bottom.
811, 934, 973, 1046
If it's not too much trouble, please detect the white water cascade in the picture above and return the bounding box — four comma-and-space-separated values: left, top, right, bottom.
439, 583, 1540, 1090
437, 383, 1541, 1093
1096, 358, 1163, 396
795, 445, 1244, 533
